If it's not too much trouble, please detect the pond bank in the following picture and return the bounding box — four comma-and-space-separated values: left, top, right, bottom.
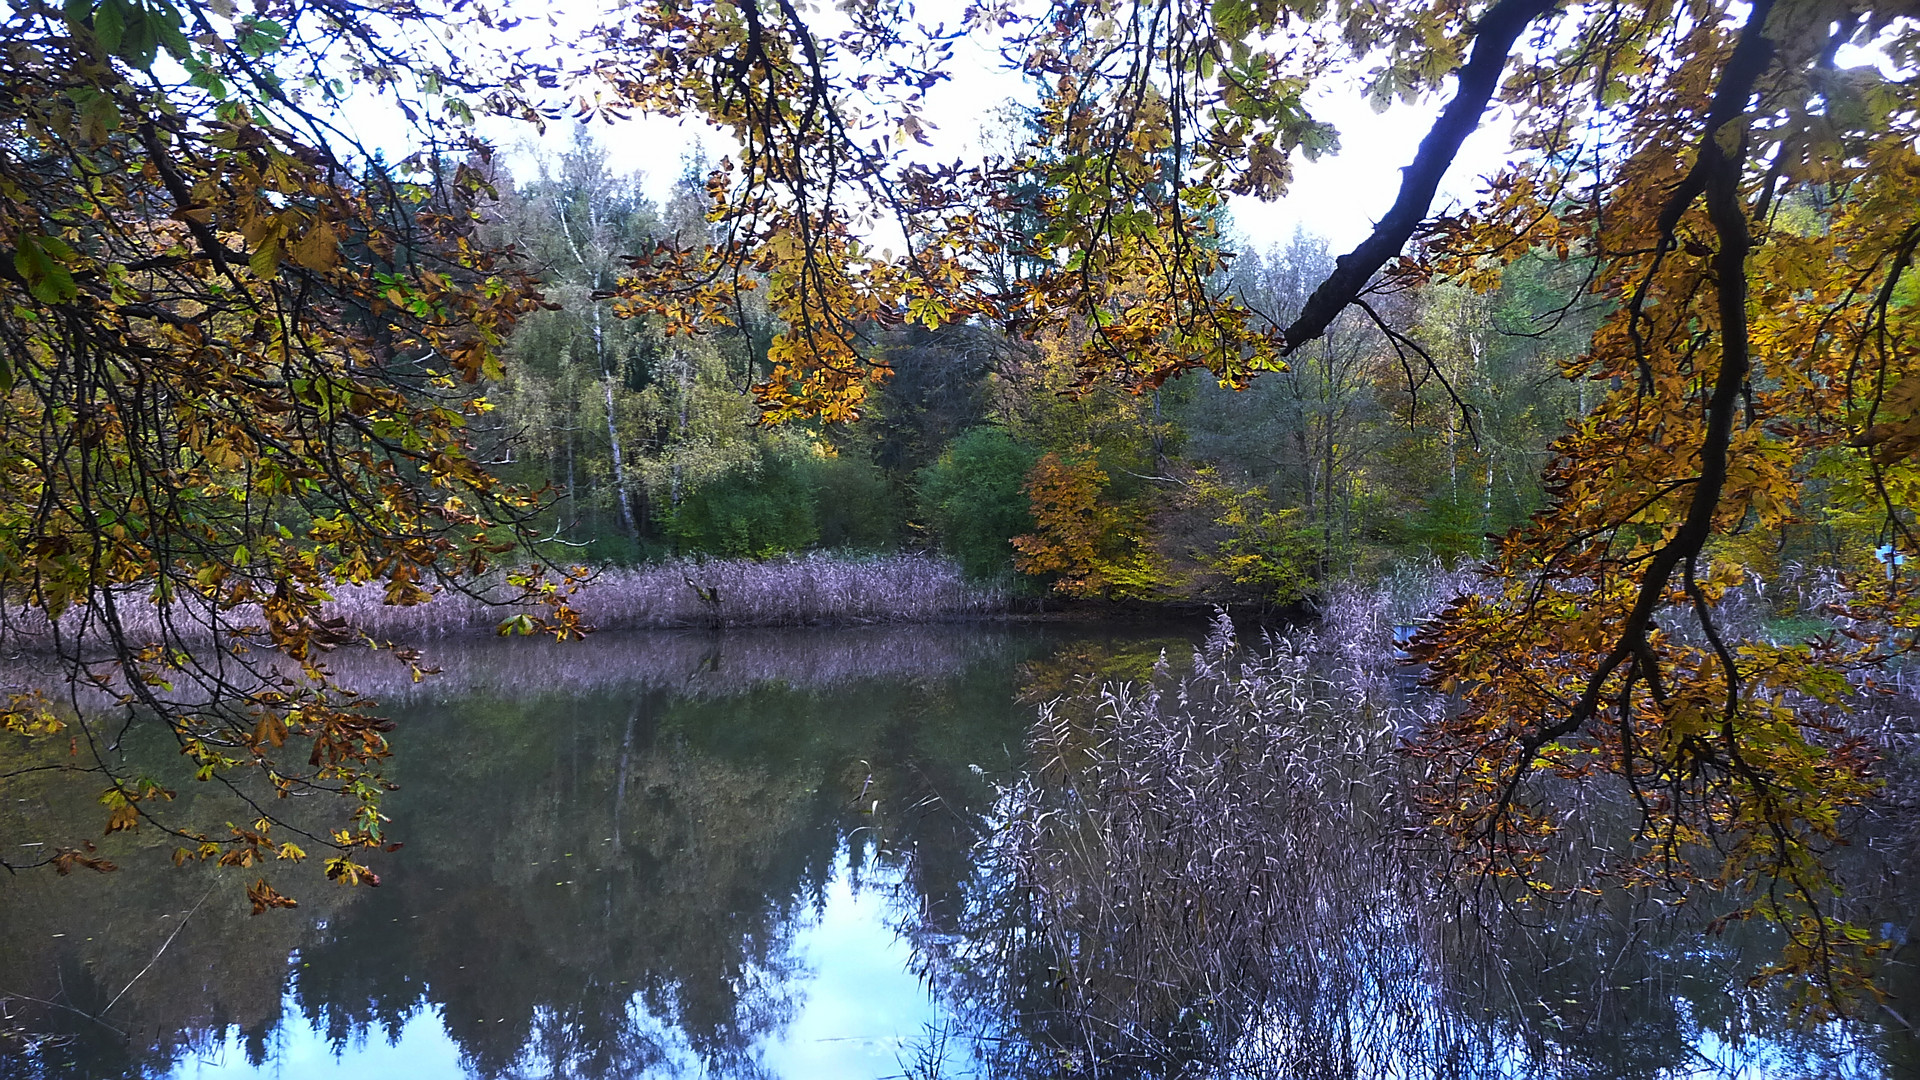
0, 554, 1011, 651
352, 557, 1320, 638
356, 553, 1013, 636
0, 554, 1345, 653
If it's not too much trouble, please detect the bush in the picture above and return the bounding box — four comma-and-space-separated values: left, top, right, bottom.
663, 445, 820, 557
917, 427, 1041, 582
1395, 489, 1486, 563
808, 453, 901, 551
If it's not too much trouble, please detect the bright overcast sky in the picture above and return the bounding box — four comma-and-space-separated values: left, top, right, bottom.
354, 2, 1900, 263
463, 19, 1517, 260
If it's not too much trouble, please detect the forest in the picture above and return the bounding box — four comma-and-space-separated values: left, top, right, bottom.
3, 0, 1920, 1069
472, 132, 1597, 602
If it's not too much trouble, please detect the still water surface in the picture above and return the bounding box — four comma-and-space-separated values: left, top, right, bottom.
1, 622, 1916, 1078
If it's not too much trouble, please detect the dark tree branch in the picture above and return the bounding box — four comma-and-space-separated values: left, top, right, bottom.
1279, 0, 1561, 353
1478, 0, 1777, 840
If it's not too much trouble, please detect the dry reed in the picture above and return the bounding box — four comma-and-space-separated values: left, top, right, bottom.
923, 588, 1502, 1079
908, 568, 1594, 1078
0, 553, 1009, 655
913, 565, 1887, 1078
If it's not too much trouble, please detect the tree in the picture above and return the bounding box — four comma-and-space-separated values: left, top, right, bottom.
917, 427, 1040, 583
483, 134, 666, 554
0, 0, 581, 897
1396, 0, 1920, 1007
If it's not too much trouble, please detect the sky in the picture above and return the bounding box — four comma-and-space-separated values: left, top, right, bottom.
459, 10, 1519, 260
269, 0, 1908, 266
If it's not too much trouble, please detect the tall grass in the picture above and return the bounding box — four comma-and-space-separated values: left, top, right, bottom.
0, 553, 1009, 654
925, 604, 1484, 1079
293, 553, 1008, 639
566, 553, 1009, 630
914, 569, 1875, 1079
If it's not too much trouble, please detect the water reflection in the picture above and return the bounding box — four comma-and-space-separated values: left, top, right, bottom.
0, 624, 1122, 1079
1, 621, 1916, 1079
917, 617, 1918, 1080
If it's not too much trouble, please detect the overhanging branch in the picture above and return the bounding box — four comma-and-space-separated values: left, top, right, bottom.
1279, 0, 1560, 353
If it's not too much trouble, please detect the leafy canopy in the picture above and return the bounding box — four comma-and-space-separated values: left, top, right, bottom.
0, 0, 584, 894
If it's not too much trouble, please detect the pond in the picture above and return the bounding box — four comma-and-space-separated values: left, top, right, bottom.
0, 620, 1916, 1079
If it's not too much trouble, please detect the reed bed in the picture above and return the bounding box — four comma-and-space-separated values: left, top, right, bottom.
566, 553, 1009, 630
308, 552, 1009, 638
912, 566, 1883, 1078
923, 595, 1505, 1079
0, 553, 1009, 654
302, 552, 1008, 636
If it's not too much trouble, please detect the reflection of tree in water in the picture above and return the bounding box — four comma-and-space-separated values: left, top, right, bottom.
0, 714, 335, 1079
10, 620, 1916, 1078
290, 688, 822, 1077
0, 626, 1052, 1078
920, 614, 1904, 1079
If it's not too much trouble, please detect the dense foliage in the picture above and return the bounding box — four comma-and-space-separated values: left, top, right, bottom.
0, 0, 590, 902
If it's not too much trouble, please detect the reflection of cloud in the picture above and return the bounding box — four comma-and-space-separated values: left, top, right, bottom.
162, 849, 958, 1080
175, 999, 465, 1079
763, 860, 954, 1079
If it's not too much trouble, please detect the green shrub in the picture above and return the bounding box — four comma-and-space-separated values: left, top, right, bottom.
1395, 490, 1486, 563
917, 427, 1040, 582
809, 453, 901, 551
664, 447, 820, 557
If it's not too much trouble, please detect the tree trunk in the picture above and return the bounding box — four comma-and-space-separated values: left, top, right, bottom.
670, 346, 691, 506
603, 366, 636, 540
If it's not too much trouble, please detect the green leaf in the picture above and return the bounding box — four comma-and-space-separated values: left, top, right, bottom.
75, 87, 123, 142
14, 234, 80, 304
249, 238, 282, 279
92, 0, 125, 53
155, 4, 189, 59
119, 10, 159, 68
1211, 0, 1253, 39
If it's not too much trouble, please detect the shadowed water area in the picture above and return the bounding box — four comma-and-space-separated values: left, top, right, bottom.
2, 621, 1919, 1078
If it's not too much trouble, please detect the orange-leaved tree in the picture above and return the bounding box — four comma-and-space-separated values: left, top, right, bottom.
1395, 0, 1920, 1009
0, 0, 584, 905
1013, 451, 1169, 599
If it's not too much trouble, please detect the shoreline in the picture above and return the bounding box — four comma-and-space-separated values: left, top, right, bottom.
0, 554, 1327, 653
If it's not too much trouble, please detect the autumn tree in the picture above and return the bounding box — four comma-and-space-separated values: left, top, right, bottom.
1394, 0, 1920, 1007
998, 0, 1918, 1005
0, 0, 581, 900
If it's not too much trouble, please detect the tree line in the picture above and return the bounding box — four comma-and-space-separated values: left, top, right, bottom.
486, 133, 1602, 608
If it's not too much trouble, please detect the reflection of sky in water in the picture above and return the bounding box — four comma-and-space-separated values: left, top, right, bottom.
168, 849, 960, 1080
11, 625, 1910, 1080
